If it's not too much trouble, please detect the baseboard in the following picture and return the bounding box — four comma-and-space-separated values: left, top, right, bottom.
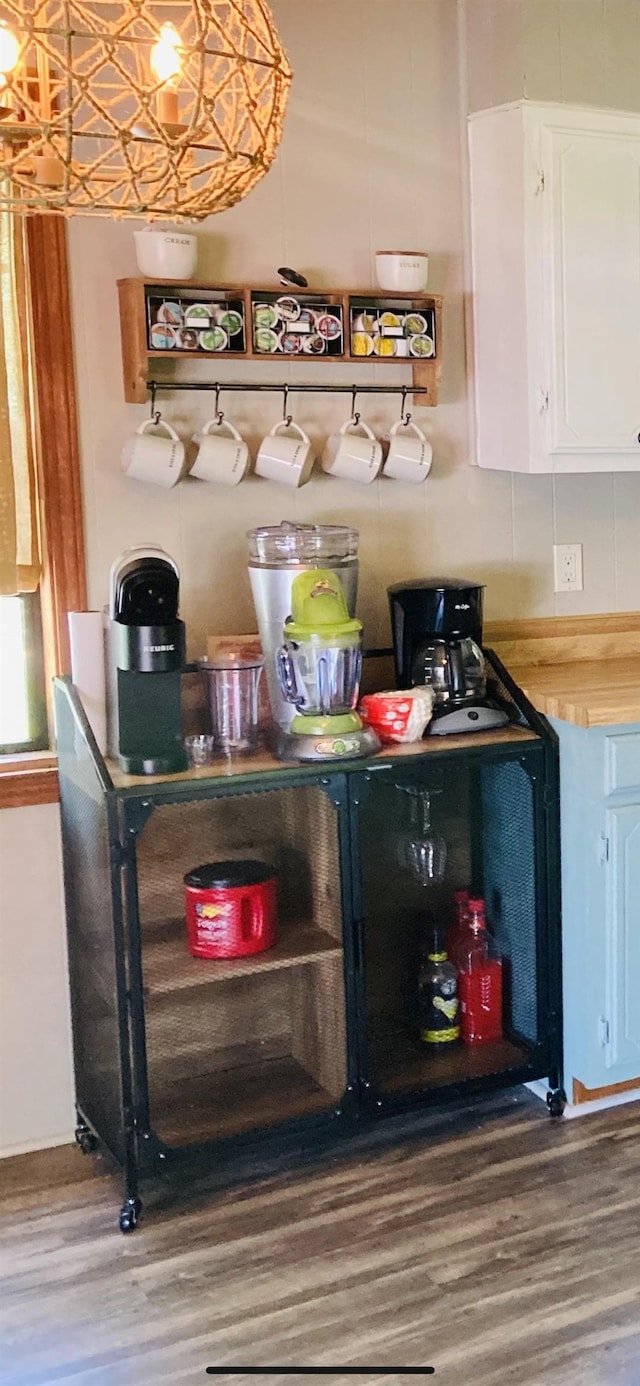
0, 1129, 75, 1159
525, 1078, 640, 1120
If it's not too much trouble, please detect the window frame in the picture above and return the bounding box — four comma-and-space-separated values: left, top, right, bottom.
0, 216, 86, 809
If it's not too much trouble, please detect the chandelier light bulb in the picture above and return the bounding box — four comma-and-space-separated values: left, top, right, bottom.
0, 21, 19, 75
150, 23, 181, 85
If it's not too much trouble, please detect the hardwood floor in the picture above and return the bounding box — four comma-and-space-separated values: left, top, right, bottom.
3, 1093, 640, 1385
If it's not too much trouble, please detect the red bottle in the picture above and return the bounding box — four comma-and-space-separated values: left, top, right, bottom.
445, 889, 470, 970
457, 897, 503, 1045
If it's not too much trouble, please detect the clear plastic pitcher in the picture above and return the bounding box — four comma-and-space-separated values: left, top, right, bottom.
247, 523, 360, 733
199, 653, 263, 756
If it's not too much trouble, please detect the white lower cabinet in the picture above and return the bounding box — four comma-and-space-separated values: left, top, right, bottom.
553, 718, 640, 1097
469, 101, 640, 473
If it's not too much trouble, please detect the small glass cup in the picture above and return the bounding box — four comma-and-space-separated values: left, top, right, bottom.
184, 734, 215, 768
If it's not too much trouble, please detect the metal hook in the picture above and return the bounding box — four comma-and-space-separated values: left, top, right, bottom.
282, 383, 289, 420
353, 411, 361, 427
214, 383, 221, 417
149, 382, 157, 419
351, 386, 358, 420
400, 386, 408, 418
404, 411, 412, 428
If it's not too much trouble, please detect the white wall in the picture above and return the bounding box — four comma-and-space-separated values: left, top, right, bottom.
5, 0, 640, 1154
0, 806, 74, 1154
69, 0, 487, 657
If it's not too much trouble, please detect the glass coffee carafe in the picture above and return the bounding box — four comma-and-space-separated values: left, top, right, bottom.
410, 636, 486, 709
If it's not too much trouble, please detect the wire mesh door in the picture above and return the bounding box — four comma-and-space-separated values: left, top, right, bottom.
132, 783, 349, 1149
351, 750, 546, 1105
54, 680, 129, 1165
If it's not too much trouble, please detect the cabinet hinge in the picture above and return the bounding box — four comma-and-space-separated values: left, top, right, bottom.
537, 387, 549, 414
535, 168, 545, 194
599, 1016, 610, 1047
599, 833, 610, 864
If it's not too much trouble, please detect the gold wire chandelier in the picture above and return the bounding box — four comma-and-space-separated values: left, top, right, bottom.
0, 1, 292, 218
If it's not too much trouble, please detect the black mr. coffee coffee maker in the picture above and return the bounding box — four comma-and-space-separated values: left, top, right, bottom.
106, 546, 187, 774
388, 578, 509, 735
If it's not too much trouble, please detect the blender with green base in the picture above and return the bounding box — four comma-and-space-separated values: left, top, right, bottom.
276, 569, 381, 762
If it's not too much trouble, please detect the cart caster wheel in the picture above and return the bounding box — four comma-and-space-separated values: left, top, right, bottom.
119, 1198, 142, 1234
547, 1088, 566, 1118
75, 1124, 97, 1155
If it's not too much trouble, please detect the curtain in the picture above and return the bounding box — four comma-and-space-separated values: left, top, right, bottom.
0, 209, 40, 595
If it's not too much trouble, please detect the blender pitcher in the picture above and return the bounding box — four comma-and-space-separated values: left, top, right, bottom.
275, 569, 380, 762
247, 522, 359, 732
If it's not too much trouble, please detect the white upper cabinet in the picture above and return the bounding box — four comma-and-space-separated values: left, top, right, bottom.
469, 102, 640, 472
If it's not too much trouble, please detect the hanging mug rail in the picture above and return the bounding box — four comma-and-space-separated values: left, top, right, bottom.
147, 380, 429, 412
149, 379, 426, 426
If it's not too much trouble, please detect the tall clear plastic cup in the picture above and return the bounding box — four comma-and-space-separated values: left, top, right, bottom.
199, 653, 264, 756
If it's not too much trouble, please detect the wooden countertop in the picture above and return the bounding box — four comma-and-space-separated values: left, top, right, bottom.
486, 612, 640, 728
507, 657, 640, 728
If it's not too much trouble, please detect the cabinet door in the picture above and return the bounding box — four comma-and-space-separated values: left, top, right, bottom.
349, 753, 549, 1107
605, 805, 640, 1073
542, 119, 640, 458
129, 779, 355, 1151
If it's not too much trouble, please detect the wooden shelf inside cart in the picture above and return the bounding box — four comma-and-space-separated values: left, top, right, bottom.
141, 916, 343, 996
149, 1056, 334, 1146
371, 1032, 532, 1095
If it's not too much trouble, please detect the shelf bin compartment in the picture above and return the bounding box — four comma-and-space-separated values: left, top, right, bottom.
353, 751, 543, 1101
134, 784, 348, 1147
348, 295, 436, 362
250, 290, 345, 358
145, 284, 247, 354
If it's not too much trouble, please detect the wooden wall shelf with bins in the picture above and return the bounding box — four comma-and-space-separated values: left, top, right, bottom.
117, 277, 443, 405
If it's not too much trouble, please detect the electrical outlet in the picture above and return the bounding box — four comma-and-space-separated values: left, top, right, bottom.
553, 543, 583, 593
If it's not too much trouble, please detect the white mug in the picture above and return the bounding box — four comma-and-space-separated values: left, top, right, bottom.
321, 417, 383, 485
121, 418, 186, 488
383, 418, 433, 484
255, 419, 315, 487
190, 416, 251, 486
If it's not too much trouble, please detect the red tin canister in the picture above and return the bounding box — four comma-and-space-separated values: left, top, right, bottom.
183, 860, 277, 960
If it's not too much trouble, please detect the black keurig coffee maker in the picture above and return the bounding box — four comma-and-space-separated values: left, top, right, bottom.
388, 578, 509, 735
106, 546, 187, 774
